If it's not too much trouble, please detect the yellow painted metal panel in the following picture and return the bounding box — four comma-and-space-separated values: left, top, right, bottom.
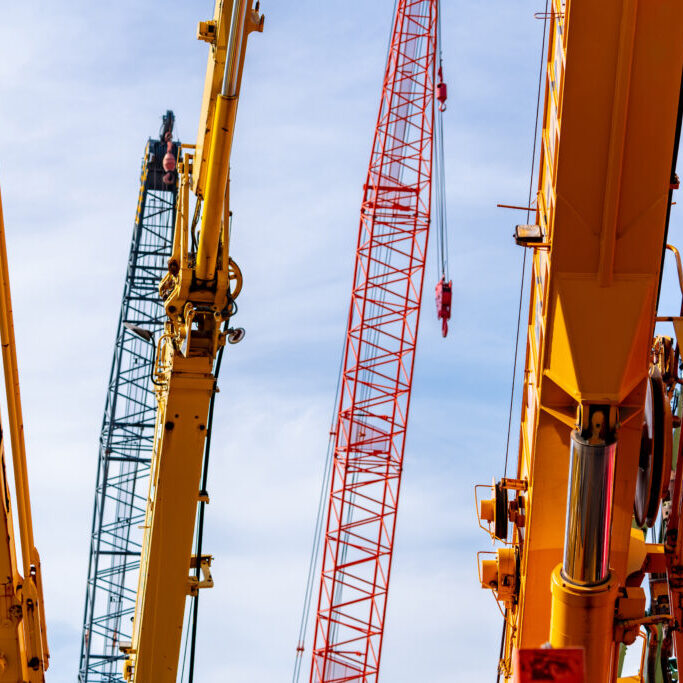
128, 353, 214, 683
193, 0, 235, 198
503, 0, 683, 678
0, 433, 27, 681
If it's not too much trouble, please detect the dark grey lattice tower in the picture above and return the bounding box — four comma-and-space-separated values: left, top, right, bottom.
79, 112, 179, 682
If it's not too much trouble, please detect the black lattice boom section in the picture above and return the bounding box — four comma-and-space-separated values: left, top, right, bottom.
79, 116, 179, 682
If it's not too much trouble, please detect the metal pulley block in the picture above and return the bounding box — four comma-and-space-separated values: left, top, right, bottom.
435, 277, 452, 338
634, 369, 672, 527
478, 477, 528, 543
479, 547, 519, 607
479, 481, 509, 542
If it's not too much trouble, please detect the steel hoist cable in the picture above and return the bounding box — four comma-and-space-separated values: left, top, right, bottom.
503, 1, 550, 478
187, 342, 226, 683
434, 6, 449, 282
433, 2, 452, 338
291, 336, 347, 683
498, 4, 549, 681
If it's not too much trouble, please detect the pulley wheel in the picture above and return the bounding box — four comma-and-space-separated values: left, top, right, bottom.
634, 374, 669, 527
494, 481, 508, 542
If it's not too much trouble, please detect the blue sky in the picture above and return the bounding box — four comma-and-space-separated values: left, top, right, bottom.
2, 2, 665, 681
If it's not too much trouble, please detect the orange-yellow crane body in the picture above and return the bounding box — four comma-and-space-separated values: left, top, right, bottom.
0, 188, 49, 681
479, 0, 683, 680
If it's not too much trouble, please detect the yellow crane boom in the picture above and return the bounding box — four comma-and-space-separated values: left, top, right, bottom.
123, 2, 263, 681
479, 0, 683, 680
0, 188, 49, 680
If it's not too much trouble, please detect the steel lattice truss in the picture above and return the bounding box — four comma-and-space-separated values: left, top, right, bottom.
310, 2, 437, 681
79, 130, 179, 682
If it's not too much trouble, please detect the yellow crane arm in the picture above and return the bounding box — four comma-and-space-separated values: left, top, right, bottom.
124, 2, 262, 681
0, 188, 49, 680
479, 1, 683, 680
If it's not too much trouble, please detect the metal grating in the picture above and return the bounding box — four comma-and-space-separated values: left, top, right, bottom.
78, 115, 179, 682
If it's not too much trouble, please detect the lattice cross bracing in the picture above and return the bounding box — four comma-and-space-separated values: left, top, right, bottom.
310, 2, 438, 681
78, 131, 179, 683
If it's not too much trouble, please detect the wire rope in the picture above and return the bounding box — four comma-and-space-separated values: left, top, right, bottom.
434, 3, 449, 280
291, 333, 348, 683
186, 340, 225, 683
180, 596, 194, 681
503, 1, 549, 478
497, 5, 549, 681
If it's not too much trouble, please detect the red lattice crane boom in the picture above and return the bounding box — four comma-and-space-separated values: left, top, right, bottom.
309, 2, 439, 680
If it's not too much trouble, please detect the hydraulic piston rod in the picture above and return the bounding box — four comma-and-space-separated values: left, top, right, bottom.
550, 410, 618, 680
562, 430, 616, 585
195, 0, 262, 283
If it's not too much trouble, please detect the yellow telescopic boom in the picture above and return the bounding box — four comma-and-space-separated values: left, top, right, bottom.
478, 1, 683, 680
123, 2, 263, 681
0, 186, 49, 680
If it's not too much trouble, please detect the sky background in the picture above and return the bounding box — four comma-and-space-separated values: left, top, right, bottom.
1, 2, 678, 681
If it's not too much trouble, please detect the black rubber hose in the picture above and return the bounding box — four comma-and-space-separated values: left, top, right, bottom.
188, 342, 225, 682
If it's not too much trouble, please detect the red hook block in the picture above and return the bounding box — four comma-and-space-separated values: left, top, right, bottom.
436, 66, 448, 112
435, 277, 452, 337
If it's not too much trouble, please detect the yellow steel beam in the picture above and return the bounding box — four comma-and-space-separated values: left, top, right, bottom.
0, 187, 48, 679
195, 93, 238, 282
193, 0, 236, 199
195, 0, 264, 283
126, 350, 214, 682
499, 0, 683, 679
193, 0, 263, 199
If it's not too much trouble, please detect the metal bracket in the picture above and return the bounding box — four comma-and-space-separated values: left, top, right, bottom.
197, 21, 217, 45
475, 478, 528, 543
118, 641, 133, 654
187, 555, 214, 596
499, 477, 528, 492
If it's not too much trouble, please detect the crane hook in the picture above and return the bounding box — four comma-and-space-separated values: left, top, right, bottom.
435, 277, 452, 338
436, 65, 447, 112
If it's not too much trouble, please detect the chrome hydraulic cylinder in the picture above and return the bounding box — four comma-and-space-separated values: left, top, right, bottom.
562, 430, 616, 586
549, 417, 618, 682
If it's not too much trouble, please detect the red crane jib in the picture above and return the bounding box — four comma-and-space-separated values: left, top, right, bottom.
309, 1, 440, 681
